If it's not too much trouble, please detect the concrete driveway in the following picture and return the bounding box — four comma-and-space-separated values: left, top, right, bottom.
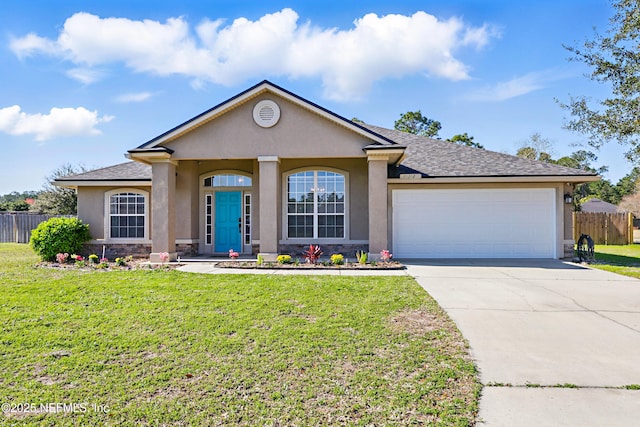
405, 259, 640, 426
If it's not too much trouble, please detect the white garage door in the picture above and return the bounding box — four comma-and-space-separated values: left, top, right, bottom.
392, 188, 557, 258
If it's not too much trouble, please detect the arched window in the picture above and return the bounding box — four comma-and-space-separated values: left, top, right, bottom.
287, 170, 345, 239
106, 190, 148, 239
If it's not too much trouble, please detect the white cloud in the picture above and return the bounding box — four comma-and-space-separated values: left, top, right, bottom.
0, 105, 114, 141
9, 9, 497, 101
9, 33, 59, 58
114, 92, 155, 103
66, 68, 106, 84
466, 69, 573, 102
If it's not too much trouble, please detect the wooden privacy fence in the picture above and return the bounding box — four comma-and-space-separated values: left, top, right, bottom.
573, 212, 633, 245
0, 213, 62, 243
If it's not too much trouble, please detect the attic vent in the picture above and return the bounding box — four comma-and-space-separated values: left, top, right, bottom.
253, 100, 280, 128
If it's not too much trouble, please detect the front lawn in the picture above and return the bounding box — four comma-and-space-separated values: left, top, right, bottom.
591, 244, 640, 278
0, 244, 479, 425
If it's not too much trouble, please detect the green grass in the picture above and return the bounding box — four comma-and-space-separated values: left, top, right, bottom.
0, 244, 479, 425
591, 244, 640, 278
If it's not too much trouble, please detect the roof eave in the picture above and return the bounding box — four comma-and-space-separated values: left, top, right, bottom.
127, 147, 175, 165
388, 174, 601, 184
54, 179, 152, 188
364, 146, 407, 165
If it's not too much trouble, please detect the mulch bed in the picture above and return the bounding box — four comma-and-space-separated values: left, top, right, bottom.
35, 260, 183, 271
215, 261, 405, 270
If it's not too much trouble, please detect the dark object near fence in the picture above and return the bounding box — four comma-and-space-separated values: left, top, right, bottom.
576, 234, 595, 263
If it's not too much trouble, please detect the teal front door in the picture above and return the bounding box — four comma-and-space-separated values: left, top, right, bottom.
215, 191, 242, 253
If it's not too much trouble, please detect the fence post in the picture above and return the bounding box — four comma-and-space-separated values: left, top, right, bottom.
629, 212, 634, 245
12, 215, 18, 243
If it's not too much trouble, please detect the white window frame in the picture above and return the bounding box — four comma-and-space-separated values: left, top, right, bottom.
104, 188, 150, 242
283, 168, 348, 241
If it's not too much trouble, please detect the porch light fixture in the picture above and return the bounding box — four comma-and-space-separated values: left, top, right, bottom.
564, 193, 573, 204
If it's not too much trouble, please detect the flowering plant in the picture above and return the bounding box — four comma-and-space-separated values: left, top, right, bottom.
380, 249, 392, 262
159, 252, 170, 263
330, 254, 344, 265
55, 253, 69, 264
277, 254, 292, 264
303, 244, 323, 264
88, 254, 99, 264
100, 257, 109, 263
71, 254, 84, 261
229, 249, 239, 259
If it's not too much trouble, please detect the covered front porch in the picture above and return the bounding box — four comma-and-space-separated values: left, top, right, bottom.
131, 151, 399, 263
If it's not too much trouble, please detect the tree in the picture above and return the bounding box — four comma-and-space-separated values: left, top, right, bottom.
447, 133, 484, 149
560, 0, 640, 162
0, 191, 38, 211
516, 132, 554, 163
394, 111, 441, 138
555, 149, 598, 170
614, 166, 640, 196
31, 164, 86, 215
619, 192, 640, 216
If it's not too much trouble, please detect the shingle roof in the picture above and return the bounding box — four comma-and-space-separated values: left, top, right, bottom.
360, 124, 598, 178
60, 125, 598, 184
56, 162, 151, 182
580, 198, 623, 213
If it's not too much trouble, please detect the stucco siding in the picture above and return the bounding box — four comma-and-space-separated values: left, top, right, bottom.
163, 94, 371, 160
175, 161, 199, 240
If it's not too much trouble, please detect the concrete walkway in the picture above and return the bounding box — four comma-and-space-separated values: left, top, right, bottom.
405, 259, 640, 426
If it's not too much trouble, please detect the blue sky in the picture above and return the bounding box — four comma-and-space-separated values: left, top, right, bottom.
0, 0, 628, 194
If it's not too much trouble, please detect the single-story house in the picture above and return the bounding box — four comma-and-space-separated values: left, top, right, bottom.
56, 80, 599, 261
580, 198, 623, 214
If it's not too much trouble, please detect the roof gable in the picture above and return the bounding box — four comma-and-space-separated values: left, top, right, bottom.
130, 80, 394, 154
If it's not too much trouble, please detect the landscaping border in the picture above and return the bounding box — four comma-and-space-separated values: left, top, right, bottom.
214, 261, 405, 270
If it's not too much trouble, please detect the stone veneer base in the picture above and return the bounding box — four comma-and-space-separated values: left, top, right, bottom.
83, 242, 199, 259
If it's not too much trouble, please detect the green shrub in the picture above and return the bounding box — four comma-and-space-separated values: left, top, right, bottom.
30, 217, 91, 262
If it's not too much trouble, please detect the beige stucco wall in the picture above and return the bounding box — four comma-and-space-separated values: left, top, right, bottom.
175, 161, 200, 240
387, 181, 569, 258
163, 94, 372, 160
77, 186, 152, 241
563, 183, 574, 239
